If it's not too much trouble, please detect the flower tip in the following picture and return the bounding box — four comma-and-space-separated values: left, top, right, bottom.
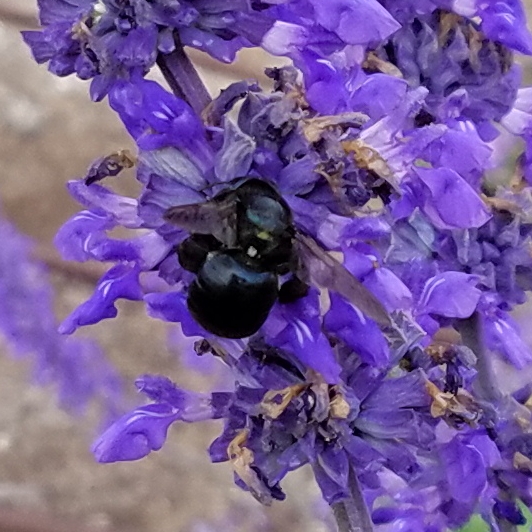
91, 431, 152, 463
57, 321, 75, 335
91, 407, 173, 463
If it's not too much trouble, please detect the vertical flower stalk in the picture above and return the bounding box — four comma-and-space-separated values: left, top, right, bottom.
332, 467, 374, 532
21, 0, 532, 530
0, 215, 123, 420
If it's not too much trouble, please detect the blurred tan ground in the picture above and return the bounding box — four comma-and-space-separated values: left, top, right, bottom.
0, 3, 324, 532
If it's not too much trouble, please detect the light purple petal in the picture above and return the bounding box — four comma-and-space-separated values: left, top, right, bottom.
55, 210, 115, 262
136, 375, 230, 421
418, 272, 481, 318
428, 124, 493, 186
324, 293, 389, 367
502, 88, 532, 135
67, 180, 142, 228
363, 268, 413, 312
109, 78, 206, 151
482, 306, 532, 369
309, 0, 400, 45
351, 74, 409, 121
262, 289, 341, 383
415, 167, 492, 229
262, 21, 310, 56
214, 120, 255, 182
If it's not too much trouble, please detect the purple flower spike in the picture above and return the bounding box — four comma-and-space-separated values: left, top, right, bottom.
23, 0, 286, 97
22, 0, 532, 523
0, 215, 123, 418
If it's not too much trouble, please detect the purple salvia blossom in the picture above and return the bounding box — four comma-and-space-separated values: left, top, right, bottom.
21, 0, 532, 529
379, 0, 532, 55
55, 75, 418, 384
94, 340, 436, 507
22, 0, 282, 100
48, 49, 532, 527
0, 216, 123, 419
374, 10, 522, 133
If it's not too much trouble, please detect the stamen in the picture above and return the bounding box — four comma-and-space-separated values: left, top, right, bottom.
330, 391, 350, 419
513, 451, 532, 473
260, 383, 308, 419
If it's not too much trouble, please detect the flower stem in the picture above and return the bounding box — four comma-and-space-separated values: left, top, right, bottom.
458, 312, 502, 402
332, 466, 374, 532
156, 34, 212, 116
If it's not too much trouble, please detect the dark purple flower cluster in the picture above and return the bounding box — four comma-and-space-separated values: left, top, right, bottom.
23, 0, 284, 100
23, 0, 532, 530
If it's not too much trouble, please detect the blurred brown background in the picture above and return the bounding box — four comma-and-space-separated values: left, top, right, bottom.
0, 2, 326, 532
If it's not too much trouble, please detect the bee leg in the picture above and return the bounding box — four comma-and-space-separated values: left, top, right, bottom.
278, 276, 309, 303
177, 234, 221, 273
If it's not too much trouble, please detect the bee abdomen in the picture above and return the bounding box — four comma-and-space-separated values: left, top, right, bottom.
188, 251, 278, 338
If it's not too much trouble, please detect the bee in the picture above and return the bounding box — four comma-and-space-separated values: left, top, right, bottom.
164, 178, 390, 338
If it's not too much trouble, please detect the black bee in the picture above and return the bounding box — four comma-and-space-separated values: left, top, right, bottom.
164, 178, 390, 338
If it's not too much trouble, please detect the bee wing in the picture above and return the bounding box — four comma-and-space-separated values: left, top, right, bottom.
163, 195, 238, 247
293, 232, 392, 327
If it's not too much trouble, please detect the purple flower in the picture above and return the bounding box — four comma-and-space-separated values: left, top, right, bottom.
56, 76, 412, 381
263, 0, 400, 59
93, 339, 437, 508
374, 10, 522, 129
407, 167, 491, 230
94, 375, 230, 462
380, 0, 532, 56
22, 0, 532, 525
22, 0, 282, 99
383, 179, 532, 369
0, 215, 123, 418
